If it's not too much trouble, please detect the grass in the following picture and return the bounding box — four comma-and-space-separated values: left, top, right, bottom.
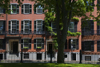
0, 63, 100, 67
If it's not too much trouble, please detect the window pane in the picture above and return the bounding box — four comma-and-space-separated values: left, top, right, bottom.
37, 44, 41, 47
0, 21, 4, 32
36, 5, 43, 13
69, 22, 74, 32
24, 39, 29, 43
0, 40, 3, 49
25, 4, 29, 13
0, 7, 3, 13
24, 53, 29, 59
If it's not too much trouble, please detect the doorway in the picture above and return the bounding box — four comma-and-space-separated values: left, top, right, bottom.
13, 41, 18, 53
72, 53, 76, 60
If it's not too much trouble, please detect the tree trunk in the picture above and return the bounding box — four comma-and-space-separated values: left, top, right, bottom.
57, 42, 65, 63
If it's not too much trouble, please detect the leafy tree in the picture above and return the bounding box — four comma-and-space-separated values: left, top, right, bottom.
0, 0, 100, 63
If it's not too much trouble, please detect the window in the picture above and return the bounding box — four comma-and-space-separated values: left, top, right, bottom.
0, 21, 5, 34
0, 39, 3, 49
37, 53, 42, 60
97, 41, 100, 51
68, 21, 77, 32
22, 4, 32, 14
34, 20, 44, 34
82, 20, 94, 35
21, 39, 31, 49
85, 56, 91, 61
21, 20, 31, 34
64, 54, 67, 58
69, 39, 78, 50
24, 53, 29, 59
50, 22, 56, 32
82, 41, 94, 51
34, 5, 44, 14
71, 53, 76, 60
34, 38, 44, 49
9, 20, 19, 34
0, 7, 4, 14
9, 4, 19, 14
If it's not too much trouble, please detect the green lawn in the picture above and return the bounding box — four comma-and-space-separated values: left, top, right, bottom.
0, 63, 100, 67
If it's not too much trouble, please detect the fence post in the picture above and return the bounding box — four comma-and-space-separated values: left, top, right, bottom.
79, 50, 82, 64
20, 49, 23, 63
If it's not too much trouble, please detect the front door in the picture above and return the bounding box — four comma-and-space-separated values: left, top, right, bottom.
13, 41, 18, 53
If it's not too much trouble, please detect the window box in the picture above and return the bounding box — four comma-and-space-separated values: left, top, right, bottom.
23, 47, 29, 49
36, 47, 42, 49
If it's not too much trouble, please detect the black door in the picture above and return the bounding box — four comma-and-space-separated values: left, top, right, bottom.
37, 53, 42, 60
72, 53, 76, 60
13, 41, 18, 53
49, 44, 52, 52
0, 54, 3, 60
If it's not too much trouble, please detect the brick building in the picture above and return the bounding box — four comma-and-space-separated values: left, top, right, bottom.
0, 0, 100, 62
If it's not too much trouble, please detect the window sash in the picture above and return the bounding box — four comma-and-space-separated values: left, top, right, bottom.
10, 4, 18, 14
0, 7, 4, 13
10, 20, 18, 33
0, 21, 4, 32
35, 20, 43, 32
35, 39, 44, 48
23, 4, 31, 14
71, 39, 77, 49
36, 5, 43, 14
22, 20, 30, 33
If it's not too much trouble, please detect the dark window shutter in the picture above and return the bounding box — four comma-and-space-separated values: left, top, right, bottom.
9, 21, 11, 33
30, 4, 32, 14
21, 39, 23, 49
3, 39, 5, 49
74, 22, 77, 32
76, 39, 79, 50
3, 21, 5, 32
90, 20, 94, 35
42, 39, 44, 49
17, 5, 19, 14
17, 21, 19, 33
91, 41, 94, 51
34, 39, 36, 49
29, 39, 31, 49
43, 5, 44, 13
34, 4, 36, 14
34, 20, 36, 32
82, 41, 84, 50
29, 21, 31, 33
65, 39, 67, 49
43, 21, 45, 31
21, 21, 23, 33
21, 5, 23, 14
69, 39, 71, 49
3, 9, 5, 13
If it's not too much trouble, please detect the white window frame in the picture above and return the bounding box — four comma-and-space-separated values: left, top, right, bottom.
23, 39, 30, 48
10, 4, 18, 14
10, 20, 18, 34
36, 5, 43, 14
68, 22, 74, 32
23, 53, 29, 59
35, 20, 43, 33
71, 39, 77, 50
34, 38, 44, 49
22, 4, 31, 14
22, 20, 30, 33
51, 22, 56, 32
